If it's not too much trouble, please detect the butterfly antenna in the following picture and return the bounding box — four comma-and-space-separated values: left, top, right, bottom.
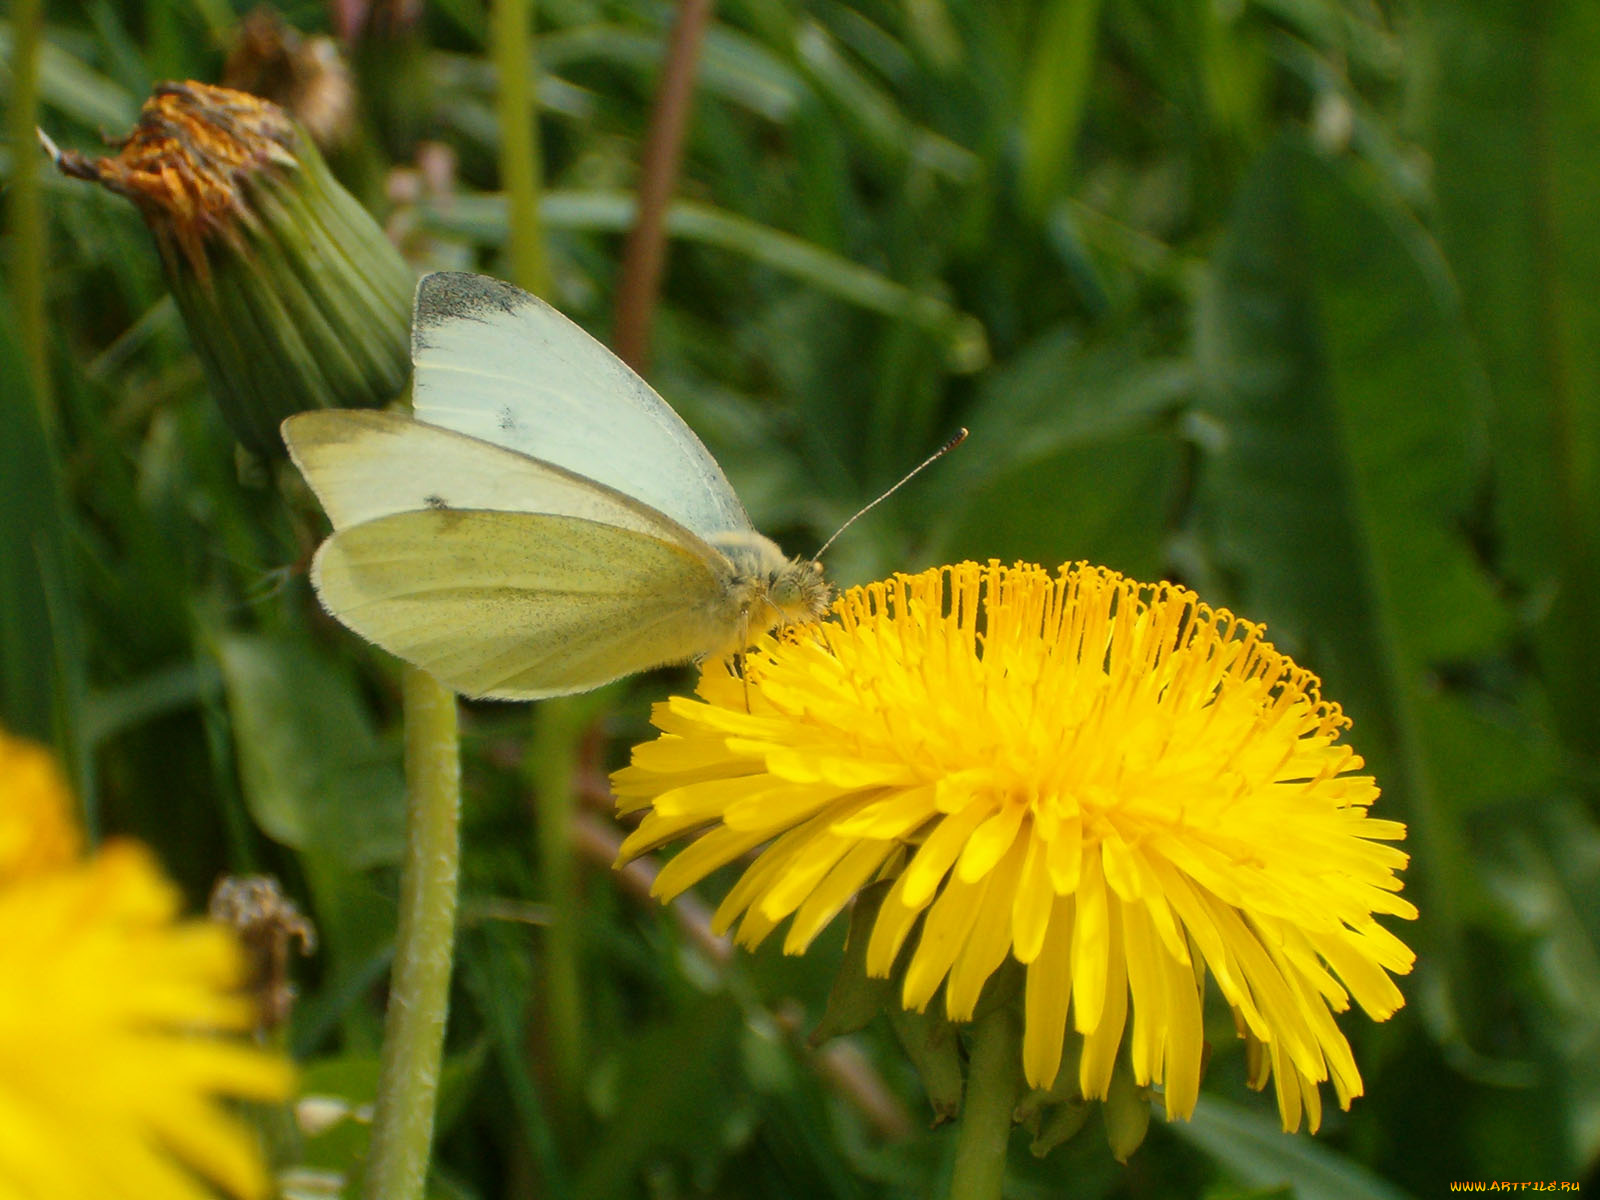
812, 428, 968, 561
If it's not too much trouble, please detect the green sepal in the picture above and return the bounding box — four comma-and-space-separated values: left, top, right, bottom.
1102, 1059, 1151, 1163
179, 126, 411, 455
810, 880, 895, 1044
1029, 1097, 1092, 1157
887, 1004, 965, 1124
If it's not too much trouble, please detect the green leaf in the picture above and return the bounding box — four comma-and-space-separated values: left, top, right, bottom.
928, 330, 1190, 578
938, 433, 1179, 580
573, 993, 749, 1199
1417, 689, 1559, 816
294, 1045, 488, 1182
1481, 800, 1600, 1164
1194, 133, 1506, 990
535, 22, 808, 122
792, 18, 979, 182
1019, 0, 1104, 217
1174, 1096, 1416, 1200
1198, 137, 1504, 670
460, 925, 566, 1193
82, 658, 221, 748
0, 285, 86, 787
1418, 0, 1600, 762
214, 631, 404, 870
420, 189, 989, 370
0, 23, 138, 129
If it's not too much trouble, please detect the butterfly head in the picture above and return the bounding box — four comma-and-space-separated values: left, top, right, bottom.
711, 532, 832, 638
767, 555, 831, 625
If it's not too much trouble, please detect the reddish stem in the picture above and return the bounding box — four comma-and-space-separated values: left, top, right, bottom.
612, 0, 715, 371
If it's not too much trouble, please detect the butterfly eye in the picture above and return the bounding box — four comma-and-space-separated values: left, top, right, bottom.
770, 575, 802, 608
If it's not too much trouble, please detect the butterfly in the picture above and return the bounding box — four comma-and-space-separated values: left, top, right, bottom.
281, 271, 830, 700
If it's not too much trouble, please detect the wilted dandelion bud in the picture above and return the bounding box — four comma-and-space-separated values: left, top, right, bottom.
209, 873, 317, 1032
47, 82, 409, 455
223, 8, 359, 151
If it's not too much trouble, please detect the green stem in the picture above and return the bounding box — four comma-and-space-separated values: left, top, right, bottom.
7, 0, 50, 428
488, 0, 583, 1140
529, 694, 605, 1102
947, 1006, 1022, 1200
492, 0, 549, 297
363, 667, 462, 1200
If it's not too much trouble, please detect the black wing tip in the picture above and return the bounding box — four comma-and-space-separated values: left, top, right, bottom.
414, 272, 538, 330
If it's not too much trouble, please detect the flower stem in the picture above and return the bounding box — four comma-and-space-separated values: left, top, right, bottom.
528, 694, 596, 1101
946, 1005, 1021, 1200
492, 0, 548, 297
363, 667, 461, 1200
612, 0, 715, 371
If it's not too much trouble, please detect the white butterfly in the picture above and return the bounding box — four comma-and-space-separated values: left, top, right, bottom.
281, 272, 830, 700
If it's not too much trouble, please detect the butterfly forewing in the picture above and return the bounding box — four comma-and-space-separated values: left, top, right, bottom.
281, 409, 715, 560
411, 273, 755, 541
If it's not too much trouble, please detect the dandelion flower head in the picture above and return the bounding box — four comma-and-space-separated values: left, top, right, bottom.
0, 727, 294, 1200
0, 731, 80, 880
614, 562, 1416, 1133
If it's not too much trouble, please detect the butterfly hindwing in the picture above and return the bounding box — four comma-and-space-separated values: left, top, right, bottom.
312, 508, 742, 699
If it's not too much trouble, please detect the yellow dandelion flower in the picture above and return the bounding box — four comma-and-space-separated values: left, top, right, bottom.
614, 562, 1416, 1134
0, 732, 295, 1200
0, 729, 81, 880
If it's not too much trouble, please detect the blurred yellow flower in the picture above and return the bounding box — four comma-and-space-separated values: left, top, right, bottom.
614, 562, 1416, 1133
0, 731, 80, 880
0, 728, 294, 1200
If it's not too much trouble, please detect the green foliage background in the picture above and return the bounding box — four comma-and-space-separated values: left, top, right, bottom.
4, 0, 1598, 1196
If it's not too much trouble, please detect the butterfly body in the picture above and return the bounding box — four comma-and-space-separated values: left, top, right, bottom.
282, 273, 829, 700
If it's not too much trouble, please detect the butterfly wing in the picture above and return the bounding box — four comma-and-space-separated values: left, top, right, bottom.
410, 272, 756, 541
312, 508, 742, 700
282, 408, 711, 552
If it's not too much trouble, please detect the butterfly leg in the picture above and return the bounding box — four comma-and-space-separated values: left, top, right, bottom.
737, 611, 751, 712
